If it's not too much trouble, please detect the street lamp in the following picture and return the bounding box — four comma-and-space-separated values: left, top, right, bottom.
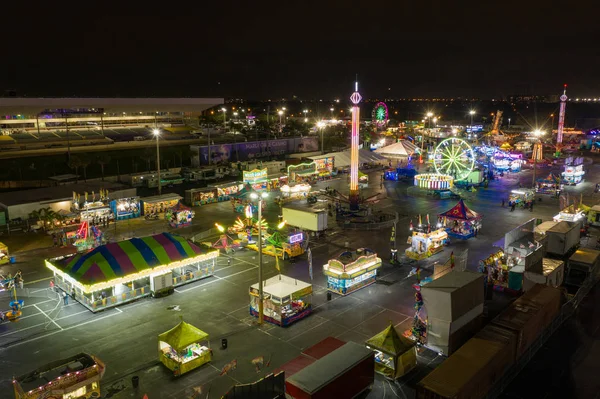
250, 191, 269, 324
531, 129, 545, 188
303, 109, 308, 122
330, 107, 334, 120
317, 121, 326, 154
153, 129, 162, 195
508, 118, 511, 129
278, 110, 284, 134
469, 109, 476, 133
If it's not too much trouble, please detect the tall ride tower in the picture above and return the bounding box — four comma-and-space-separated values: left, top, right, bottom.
349, 81, 362, 210
557, 84, 568, 145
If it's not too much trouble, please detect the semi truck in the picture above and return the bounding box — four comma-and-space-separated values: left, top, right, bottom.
282, 206, 328, 232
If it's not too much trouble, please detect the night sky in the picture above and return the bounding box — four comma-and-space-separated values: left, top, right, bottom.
2, 2, 599, 100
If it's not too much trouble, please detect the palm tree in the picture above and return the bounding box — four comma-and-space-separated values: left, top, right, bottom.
68, 155, 83, 183
80, 158, 91, 182
96, 155, 111, 181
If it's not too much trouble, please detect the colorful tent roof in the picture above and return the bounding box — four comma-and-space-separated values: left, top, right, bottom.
439, 199, 482, 221
375, 140, 417, 157
158, 321, 209, 352
366, 324, 415, 356
537, 173, 560, 183
170, 201, 190, 212
52, 233, 206, 286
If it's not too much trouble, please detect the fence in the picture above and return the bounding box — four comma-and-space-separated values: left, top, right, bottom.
486, 268, 599, 398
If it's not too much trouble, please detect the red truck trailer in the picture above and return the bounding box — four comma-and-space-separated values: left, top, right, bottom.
285, 341, 374, 399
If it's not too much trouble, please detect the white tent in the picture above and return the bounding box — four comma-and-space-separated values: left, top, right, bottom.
309, 149, 386, 168
375, 140, 418, 158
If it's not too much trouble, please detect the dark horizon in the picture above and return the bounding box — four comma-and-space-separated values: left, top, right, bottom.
2, 3, 599, 100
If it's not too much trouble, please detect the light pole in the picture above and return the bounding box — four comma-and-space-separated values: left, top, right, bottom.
233, 112, 239, 161
330, 107, 334, 120
153, 129, 162, 195
303, 109, 308, 123
250, 191, 269, 324
278, 110, 284, 135
317, 121, 326, 154
508, 118, 511, 129
531, 129, 545, 188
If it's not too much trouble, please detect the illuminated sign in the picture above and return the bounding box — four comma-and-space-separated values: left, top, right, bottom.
288, 162, 317, 179
243, 168, 268, 183
289, 233, 303, 244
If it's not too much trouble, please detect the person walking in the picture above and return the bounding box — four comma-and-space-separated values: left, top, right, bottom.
71, 288, 77, 302
50, 279, 55, 292
501, 198, 505, 207
63, 291, 69, 305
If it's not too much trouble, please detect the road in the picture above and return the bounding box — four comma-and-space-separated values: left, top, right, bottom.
0, 163, 598, 398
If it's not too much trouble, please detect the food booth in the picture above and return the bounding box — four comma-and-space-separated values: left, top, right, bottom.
13, 353, 106, 399
0, 242, 9, 265
110, 197, 140, 220
185, 187, 218, 206
314, 156, 335, 178
536, 173, 562, 195
249, 274, 312, 326
406, 229, 448, 260
509, 189, 535, 208
323, 248, 383, 295
141, 193, 182, 215
280, 183, 312, 200
158, 321, 212, 376
438, 199, 482, 239
211, 181, 244, 201
562, 156, 585, 185
243, 168, 269, 191
554, 203, 588, 224
365, 324, 417, 379
72, 189, 112, 222
165, 202, 194, 228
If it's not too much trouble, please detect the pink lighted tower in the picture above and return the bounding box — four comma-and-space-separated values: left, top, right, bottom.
349, 81, 362, 210
557, 84, 568, 145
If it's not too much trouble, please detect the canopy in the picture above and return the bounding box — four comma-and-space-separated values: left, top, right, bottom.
439, 199, 482, 221
50, 232, 210, 287
375, 140, 417, 157
169, 201, 190, 212
537, 173, 560, 184
158, 321, 209, 352
366, 324, 415, 356
308, 149, 385, 168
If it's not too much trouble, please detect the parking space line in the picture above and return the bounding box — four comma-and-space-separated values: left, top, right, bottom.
176, 266, 258, 293
25, 276, 53, 285
33, 304, 63, 331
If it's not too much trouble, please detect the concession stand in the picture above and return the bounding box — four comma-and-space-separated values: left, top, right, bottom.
323, 248, 383, 295
249, 274, 312, 326
158, 321, 212, 376
366, 324, 417, 379
141, 193, 182, 215
406, 229, 448, 260
110, 196, 140, 220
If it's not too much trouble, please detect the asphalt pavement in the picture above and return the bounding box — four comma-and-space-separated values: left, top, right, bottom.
0, 164, 599, 399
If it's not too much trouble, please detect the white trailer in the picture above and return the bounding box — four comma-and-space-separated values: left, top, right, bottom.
282, 207, 328, 232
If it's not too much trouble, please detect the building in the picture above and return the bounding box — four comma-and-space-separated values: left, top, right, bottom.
0, 181, 136, 221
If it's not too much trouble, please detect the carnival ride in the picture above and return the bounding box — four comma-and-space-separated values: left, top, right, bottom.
73, 221, 104, 252
372, 102, 389, 129
1, 275, 23, 321
432, 138, 475, 182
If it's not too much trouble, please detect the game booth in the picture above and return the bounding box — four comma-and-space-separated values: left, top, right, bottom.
185, 187, 218, 206
554, 203, 588, 224
406, 228, 449, 260
414, 174, 454, 190
536, 173, 562, 195
13, 353, 106, 399
165, 202, 194, 228
71, 189, 112, 223
212, 181, 244, 201
141, 193, 182, 215
509, 189, 535, 208
323, 248, 383, 295
314, 156, 336, 178
158, 321, 212, 376
243, 168, 286, 191
45, 232, 219, 312
0, 242, 9, 265
562, 156, 585, 185
365, 323, 417, 379
287, 162, 319, 183
438, 199, 482, 239
280, 183, 312, 200
249, 274, 312, 327
110, 196, 140, 220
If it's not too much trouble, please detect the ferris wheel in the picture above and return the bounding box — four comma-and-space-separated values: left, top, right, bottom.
371, 102, 389, 128
433, 138, 475, 181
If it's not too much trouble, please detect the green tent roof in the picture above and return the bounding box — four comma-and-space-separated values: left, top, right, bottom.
158, 321, 209, 352
365, 324, 415, 356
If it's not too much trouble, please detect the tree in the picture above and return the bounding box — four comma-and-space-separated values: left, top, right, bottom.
68, 156, 84, 183
176, 147, 194, 167
80, 157, 91, 181
96, 155, 111, 181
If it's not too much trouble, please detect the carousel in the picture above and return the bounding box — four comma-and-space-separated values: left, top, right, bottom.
536, 173, 562, 195
438, 199, 482, 239
165, 202, 195, 228
562, 156, 585, 185
413, 174, 454, 190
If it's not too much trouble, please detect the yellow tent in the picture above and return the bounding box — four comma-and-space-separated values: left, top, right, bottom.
366, 323, 417, 379
158, 321, 212, 376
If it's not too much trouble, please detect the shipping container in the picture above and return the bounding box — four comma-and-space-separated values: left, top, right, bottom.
285, 342, 374, 399
545, 221, 580, 257
301, 336, 346, 360
475, 323, 519, 365
421, 271, 485, 322
417, 338, 510, 399
566, 247, 600, 292
516, 284, 562, 328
